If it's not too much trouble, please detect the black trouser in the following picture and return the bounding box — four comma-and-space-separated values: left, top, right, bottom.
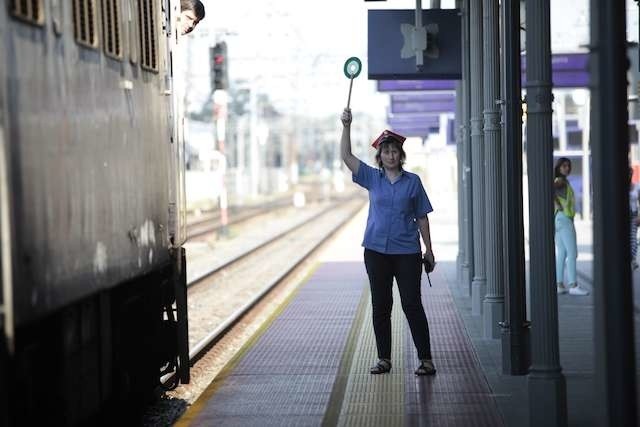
364, 248, 432, 360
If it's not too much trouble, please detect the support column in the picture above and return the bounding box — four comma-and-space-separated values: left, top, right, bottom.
525, 1, 567, 425
460, 0, 473, 296
500, 0, 530, 375
481, 0, 503, 339
470, 0, 486, 315
456, 80, 464, 285
590, 0, 638, 424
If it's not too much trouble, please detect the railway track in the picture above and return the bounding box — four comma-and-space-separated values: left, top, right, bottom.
185, 198, 288, 239
185, 192, 330, 240
161, 194, 366, 387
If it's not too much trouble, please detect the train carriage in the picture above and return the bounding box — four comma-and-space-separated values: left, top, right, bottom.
0, 0, 190, 424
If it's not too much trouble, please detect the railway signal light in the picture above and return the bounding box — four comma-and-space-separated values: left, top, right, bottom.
210, 42, 228, 91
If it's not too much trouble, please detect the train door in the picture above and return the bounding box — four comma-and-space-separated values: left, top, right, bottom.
164, 0, 187, 248
162, 0, 190, 386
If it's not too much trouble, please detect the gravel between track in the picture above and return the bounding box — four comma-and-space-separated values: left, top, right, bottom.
142, 193, 366, 426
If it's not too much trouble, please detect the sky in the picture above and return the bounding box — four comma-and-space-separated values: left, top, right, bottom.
184, 0, 639, 119
186, 0, 457, 118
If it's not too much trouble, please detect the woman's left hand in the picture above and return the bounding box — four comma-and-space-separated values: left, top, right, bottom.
423, 251, 435, 269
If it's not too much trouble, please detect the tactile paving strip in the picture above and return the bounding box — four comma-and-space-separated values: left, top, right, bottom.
187, 262, 367, 426
403, 272, 505, 426
337, 286, 406, 426
186, 263, 504, 426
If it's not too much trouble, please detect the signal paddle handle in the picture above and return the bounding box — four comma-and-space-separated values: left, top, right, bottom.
346, 76, 354, 109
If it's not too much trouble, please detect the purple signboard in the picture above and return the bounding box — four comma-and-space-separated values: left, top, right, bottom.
388, 115, 439, 128
378, 53, 590, 91
387, 114, 440, 137
377, 80, 456, 92
522, 53, 589, 88
391, 101, 456, 114
522, 70, 589, 88
390, 93, 456, 114
388, 125, 438, 138
391, 93, 455, 103
522, 52, 588, 71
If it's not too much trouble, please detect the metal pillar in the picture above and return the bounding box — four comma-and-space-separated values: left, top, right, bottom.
470, 0, 486, 315
481, 0, 503, 339
460, 0, 473, 296
500, 0, 530, 375
590, 1, 638, 425
456, 80, 464, 286
525, 1, 567, 425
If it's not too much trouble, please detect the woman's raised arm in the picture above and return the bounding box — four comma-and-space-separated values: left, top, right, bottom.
340, 108, 360, 174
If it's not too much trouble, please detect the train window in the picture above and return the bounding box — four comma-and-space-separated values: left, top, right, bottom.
73, 0, 99, 49
138, 0, 158, 72
9, 0, 44, 26
126, 0, 138, 64
101, 0, 123, 59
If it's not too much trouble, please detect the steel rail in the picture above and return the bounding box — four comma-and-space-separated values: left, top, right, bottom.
187, 198, 365, 362
185, 193, 332, 240
160, 197, 365, 387
186, 194, 357, 286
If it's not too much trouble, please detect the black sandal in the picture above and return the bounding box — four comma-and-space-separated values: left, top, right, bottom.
415, 359, 436, 376
370, 359, 392, 374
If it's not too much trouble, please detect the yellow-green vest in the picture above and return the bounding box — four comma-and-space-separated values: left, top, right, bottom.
554, 178, 575, 219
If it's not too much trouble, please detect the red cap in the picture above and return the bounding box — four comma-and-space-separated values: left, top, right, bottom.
371, 129, 406, 149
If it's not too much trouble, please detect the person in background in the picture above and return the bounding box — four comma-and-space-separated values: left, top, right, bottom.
554, 157, 589, 296
629, 168, 640, 270
340, 107, 436, 376
180, 0, 205, 35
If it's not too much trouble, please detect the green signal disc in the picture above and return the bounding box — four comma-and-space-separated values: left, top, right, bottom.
343, 57, 362, 79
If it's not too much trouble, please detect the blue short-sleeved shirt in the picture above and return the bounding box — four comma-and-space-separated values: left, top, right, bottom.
353, 160, 433, 254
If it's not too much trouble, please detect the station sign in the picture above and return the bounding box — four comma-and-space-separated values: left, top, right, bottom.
387, 125, 438, 138
522, 52, 588, 71
522, 52, 589, 88
368, 9, 462, 80
388, 114, 439, 128
377, 79, 456, 92
377, 53, 590, 91
390, 92, 455, 114
387, 114, 440, 137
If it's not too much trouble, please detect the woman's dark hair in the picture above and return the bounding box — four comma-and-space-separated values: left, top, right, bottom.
375, 139, 406, 169
181, 0, 205, 19
554, 157, 571, 178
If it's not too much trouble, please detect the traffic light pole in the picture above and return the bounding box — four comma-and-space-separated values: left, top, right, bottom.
211, 41, 230, 235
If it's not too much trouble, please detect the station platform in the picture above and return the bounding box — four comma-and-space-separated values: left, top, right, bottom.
175, 204, 638, 426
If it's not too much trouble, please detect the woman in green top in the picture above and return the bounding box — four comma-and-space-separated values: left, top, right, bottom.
554, 157, 589, 296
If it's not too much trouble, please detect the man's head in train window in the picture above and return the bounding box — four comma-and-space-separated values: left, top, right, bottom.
180, 0, 205, 35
